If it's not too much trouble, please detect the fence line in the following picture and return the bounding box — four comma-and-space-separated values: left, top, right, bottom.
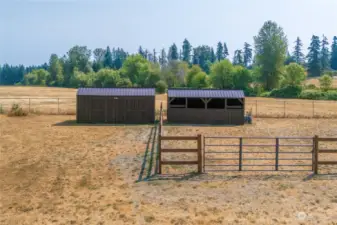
1, 97, 337, 118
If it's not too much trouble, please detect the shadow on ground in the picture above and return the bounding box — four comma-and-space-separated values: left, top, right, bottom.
53, 120, 156, 127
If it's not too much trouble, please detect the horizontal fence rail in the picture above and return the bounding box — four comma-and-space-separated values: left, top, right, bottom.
314, 135, 337, 174
204, 136, 315, 172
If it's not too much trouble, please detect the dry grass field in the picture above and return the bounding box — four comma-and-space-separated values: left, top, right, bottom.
1, 86, 337, 118
1, 115, 337, 224
1, 86, 337, 224
306, 77, 337, 88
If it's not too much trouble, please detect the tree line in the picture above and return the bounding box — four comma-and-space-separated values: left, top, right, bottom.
1, 20, 337, 97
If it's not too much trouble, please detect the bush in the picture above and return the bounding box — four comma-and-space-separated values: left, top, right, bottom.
268, 85, 302, 98
323, 90, 337, 100
299, 90, 325, 100
304, 84, 317, 90
155, 81, 167, 94
319, 74, 333, 91
259, 92, 271, 97
7, 103, 28, 117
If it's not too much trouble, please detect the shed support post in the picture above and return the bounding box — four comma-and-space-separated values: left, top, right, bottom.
313, 135, 319, 174
197, 134, 202, 173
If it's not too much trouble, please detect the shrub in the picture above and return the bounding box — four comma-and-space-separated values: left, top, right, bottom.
323, 90, 337, 100
0, 104, 4, 114
304, 84, 317, 90
269, 85, 302, 98
259, 92, 271, 97
299, 90, 325, 100
7, 103, 28, 117
319, 74, 333, 91
155, 81, 167, 94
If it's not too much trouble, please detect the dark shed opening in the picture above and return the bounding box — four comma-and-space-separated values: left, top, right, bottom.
77, 88, 155, 124
167, 89, 245, 125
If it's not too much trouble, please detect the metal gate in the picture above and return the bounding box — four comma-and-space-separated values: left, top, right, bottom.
203, 136, 314, 172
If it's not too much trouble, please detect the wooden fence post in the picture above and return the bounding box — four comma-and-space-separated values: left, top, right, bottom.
275, 138, 279, 171
256, 100, 258, 117
158, 134, 162, 174
313, 135, 319, 174
203, 136, 205, 173
239, 137, 243, 171
197, 134, 202, 173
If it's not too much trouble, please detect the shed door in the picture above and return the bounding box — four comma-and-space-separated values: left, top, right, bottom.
91, 97, 106, 123
106, 97, 127, 123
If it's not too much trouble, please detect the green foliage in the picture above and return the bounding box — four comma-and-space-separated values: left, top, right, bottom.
23, 69, 50, 86
210, 59, 234, 89
94, 69, 121, 88
233, 50, 243, 66
254, 20, 288, 90
216, 42, 224, 61
155, 80, 167, 94
321, 35, 330, 72
299, 90, 325, 100
282, 63, 306, 87
319, 74, 333, 91
117, 78, 132, 87
307, 35, 321, 77
70, 70, 94, 87
48, 54, 64, 86
331, 36, 337, 70
182, 39, 192, 63
190, 71, 209, 88
323, 90, 337, 100
8, 103, 28, 117
103, 46, 113, 68
243, 42, 253, 67
304, 84, 317, 90
121, 54, 150, 86
268, 85, 303, 98
168, 43, 179, 61
223, 43, 229, 59
185, 65, 202, 87
259, 92, 271, 97
232, 66, 252, 89
293, 37, 305, 65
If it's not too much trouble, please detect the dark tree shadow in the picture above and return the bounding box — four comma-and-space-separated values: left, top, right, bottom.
137, 127, 154, 182
53, 120, 156, 127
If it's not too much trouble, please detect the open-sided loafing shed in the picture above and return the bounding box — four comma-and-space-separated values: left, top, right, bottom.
167, 89, 245, 125
77, 88, 155, 124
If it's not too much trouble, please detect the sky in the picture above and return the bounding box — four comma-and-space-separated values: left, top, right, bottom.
1, 0, 337, 66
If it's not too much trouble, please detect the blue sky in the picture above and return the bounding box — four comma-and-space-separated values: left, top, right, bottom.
1, 0, 337, 66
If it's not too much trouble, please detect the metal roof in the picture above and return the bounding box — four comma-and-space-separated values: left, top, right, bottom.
167, 89, 245, 99
77, 88, 155, 96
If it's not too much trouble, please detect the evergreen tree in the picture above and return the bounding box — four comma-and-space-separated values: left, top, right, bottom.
159, 48, 168, 67
216, 42, 224, 61
168, 43, 179, 61
285, 51, 296, 65
321, 35, 330, 71
103, 46, 113, 68
138, 46, 146, 58
233, 50, 243, 65
293, 37, 305, 65
307, 35, 321, 77
153, 49, 158, 63
210, 48, 216, 63
243, 42, 253, 67
182, 38, 192, 63
331, 36, 337, 70
144, 49, 149, 60
223, 42, 229, 59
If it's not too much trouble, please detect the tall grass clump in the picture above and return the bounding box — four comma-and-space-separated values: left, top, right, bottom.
7, 103, 28, 117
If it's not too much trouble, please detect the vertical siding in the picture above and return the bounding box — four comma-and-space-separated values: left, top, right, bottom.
77, 95, 155, 124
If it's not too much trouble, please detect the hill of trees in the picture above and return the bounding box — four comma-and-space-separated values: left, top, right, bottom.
1, 20, 337, 99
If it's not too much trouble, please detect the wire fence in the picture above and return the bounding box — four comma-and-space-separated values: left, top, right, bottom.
1, 97, 337, 118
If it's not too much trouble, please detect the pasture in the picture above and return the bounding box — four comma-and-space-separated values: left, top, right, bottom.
1, 86, 337, 224
1, 86, 337, 118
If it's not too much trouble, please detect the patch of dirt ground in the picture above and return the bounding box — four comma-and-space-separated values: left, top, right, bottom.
1, 115, 337, 224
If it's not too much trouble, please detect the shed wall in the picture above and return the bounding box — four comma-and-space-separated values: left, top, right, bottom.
77, 95, 155, 124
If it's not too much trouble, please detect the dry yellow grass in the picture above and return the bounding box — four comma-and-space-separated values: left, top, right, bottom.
1, 86, 337, 118
1, 115, 337, 224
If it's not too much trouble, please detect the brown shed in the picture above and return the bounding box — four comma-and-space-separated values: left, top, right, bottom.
167, 89, 245, 125
77, 88, 155, 124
